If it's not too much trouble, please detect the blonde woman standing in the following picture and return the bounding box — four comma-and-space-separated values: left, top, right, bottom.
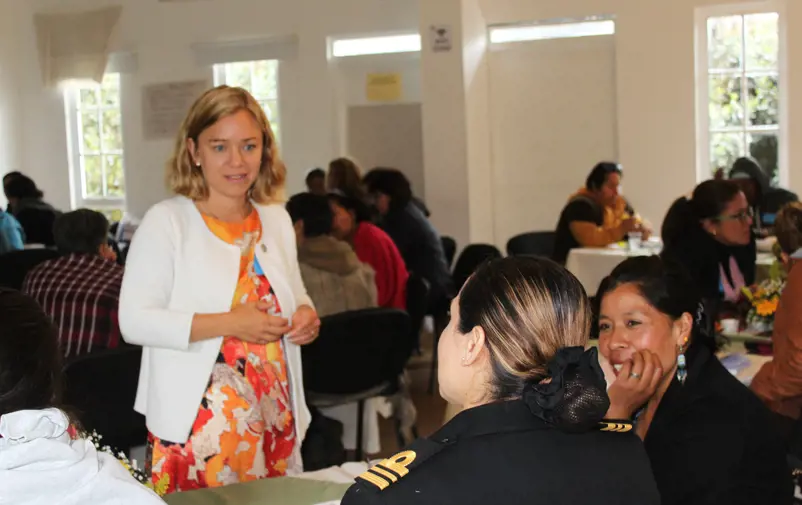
119, 86, 320, 493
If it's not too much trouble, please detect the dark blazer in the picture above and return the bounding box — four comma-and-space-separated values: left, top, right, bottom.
379, 202, 453, 307
644, 342, 792, 505
341, 400, 660, 505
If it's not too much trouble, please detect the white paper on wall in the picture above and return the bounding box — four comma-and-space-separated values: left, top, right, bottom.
141, 80, 210, 141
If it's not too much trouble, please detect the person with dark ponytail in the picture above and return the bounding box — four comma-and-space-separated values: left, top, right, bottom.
661, 179, 756, 306
598, 256, 790, 505
342, 257, 659, 505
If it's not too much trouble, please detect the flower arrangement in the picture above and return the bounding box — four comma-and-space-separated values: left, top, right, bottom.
84, 431, 169, 497
740, 258, 786, 333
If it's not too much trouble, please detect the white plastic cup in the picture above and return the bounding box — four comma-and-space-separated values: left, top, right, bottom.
627, 231, 643, 251
720, 318, 740, 334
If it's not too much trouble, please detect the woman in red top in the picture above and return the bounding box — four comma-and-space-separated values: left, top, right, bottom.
329, 192, 408, 310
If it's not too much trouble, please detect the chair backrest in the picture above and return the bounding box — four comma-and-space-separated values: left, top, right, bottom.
506, 231, 557, 258
302, 308, 412, 395
452, 244, 503, 289
0, 249, 61, 290
63, 346, 145, 450
406, 273, 430, 345
441, 236, 457, 268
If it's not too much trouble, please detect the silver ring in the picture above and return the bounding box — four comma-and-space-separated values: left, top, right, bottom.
629, 372, 642, 379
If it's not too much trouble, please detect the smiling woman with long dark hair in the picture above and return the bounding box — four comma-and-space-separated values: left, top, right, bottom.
598, 256, 790, 505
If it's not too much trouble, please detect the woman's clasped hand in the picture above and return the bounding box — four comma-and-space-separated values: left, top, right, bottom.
229, 299, 320, 345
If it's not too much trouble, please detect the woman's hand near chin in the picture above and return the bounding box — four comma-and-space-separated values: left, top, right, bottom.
604, 350, 664, 420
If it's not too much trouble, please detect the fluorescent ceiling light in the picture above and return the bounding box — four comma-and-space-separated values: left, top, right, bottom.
490, 20, 615, 44
332, 34, 421, 57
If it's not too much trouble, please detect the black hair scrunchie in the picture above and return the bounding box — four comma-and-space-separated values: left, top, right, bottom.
522, 347, 610, 433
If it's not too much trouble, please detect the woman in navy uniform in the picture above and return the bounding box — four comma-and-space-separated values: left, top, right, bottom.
341, 257, 660, 505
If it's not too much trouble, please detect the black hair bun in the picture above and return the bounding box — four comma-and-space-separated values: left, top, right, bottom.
522, 347, 610, 433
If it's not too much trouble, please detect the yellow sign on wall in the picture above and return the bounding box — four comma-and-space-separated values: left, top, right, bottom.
366, 73, 402, 102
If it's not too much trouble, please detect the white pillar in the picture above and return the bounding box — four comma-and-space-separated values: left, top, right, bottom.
419, 0, 494, 250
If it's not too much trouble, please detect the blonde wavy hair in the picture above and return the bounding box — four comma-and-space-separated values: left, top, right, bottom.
166, 85, 286, 203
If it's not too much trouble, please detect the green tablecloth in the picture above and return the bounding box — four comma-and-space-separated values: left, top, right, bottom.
163, 477, 350, 505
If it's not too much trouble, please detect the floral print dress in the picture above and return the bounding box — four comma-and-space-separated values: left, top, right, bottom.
147, 210, 301, 493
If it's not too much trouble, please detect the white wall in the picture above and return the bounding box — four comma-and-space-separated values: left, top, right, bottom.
332, 52, 424, 196
9, 0, 419, 217
489, 35, 618, 248
0, 0, 24, 208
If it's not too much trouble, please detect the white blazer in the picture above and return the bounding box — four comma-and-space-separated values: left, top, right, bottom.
119, 196, 313, 445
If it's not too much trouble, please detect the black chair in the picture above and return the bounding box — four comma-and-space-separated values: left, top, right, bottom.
406, 273, 430, 353
452, 244, 503, 290
0, 248, 60, 290
62, 346, 146, 454
441, 236, 457, 268
302, 308, 412, 460
506, 231, 556, 258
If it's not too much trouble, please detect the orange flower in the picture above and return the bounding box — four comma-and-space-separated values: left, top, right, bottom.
756, 298, 778, 317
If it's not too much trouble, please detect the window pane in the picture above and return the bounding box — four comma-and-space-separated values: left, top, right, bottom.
708, 15, 743, 70
104, 155, 125, 197
710, 133, 743, 174
227, 62, 252, 89
101, 109, 123, 150
709, 75, 743, 129
101, 84, 120, 107
80, 89, 98, 108
83, 155, 103, 197
749, 133, 778, 182
81, 112, 100, 153
252, 60, 278, 99
747, 74, 779, 126
745, 13, 778, 70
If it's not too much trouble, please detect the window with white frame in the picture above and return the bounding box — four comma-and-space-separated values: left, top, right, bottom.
489, 19, 615, 44
64, 73, 125, 221
702, 11, 781, 182
214, 60, 281, 141
331, 34, 422, 57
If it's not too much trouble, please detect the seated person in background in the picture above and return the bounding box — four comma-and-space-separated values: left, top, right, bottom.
364, 168, 430, 218
598, 256, 790, 505
752, 202, 802, 436
2, 171, 22, 213
3, 173, 61, 247
553, 162, 648, 264
286, 193, 377, 316
22, 209, 123, 358
0, 207, 24, 254
329, 191, 408, 310
287, 193, 390, 455
729, 156, 798, 233
364, 168, 453, 313
342, 257, 660, 505
0, 288, 163, 504
661, 180, 755, 308
305, 167, 327, 196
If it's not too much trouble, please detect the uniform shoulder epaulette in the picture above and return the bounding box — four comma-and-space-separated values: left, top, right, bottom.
354, 438, 445, 492
597, 419, 634, 433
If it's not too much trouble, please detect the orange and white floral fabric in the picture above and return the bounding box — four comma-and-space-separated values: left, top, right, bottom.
146, 210, 300, 493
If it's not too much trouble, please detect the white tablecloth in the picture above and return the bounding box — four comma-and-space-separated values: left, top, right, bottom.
566, 247, 776, 295
565, 247, 654, 294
